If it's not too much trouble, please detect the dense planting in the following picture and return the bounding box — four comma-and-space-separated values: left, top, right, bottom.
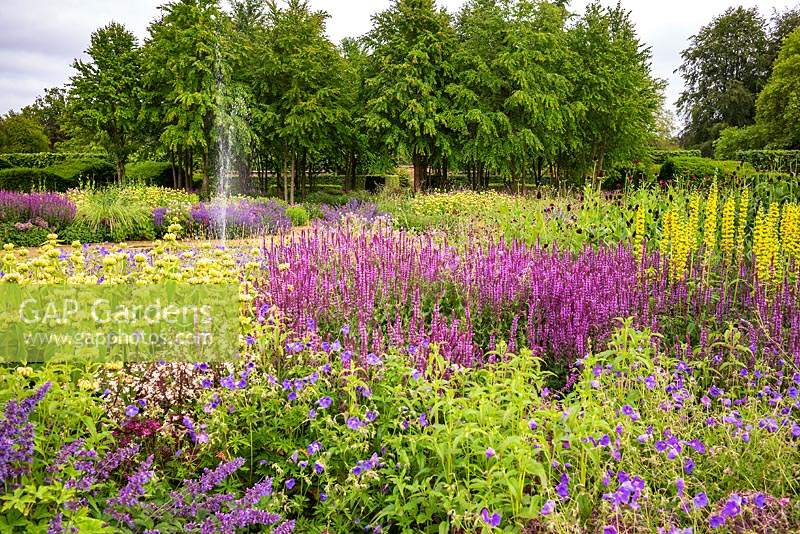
1, 181, 800, 533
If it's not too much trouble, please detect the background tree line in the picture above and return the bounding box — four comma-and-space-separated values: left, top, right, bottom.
677, 5, 800, 158
3, 0, 667, 196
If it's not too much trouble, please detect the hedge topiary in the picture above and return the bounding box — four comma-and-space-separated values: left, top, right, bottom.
47, 158, 116, 185
736, 150, 800, 174
125, 161, 173, 186
0, 152, 108, 168
0, 168, 74, 191
658, 156, 754, 181
651, 150, 702, 164
286, 205, 310, 226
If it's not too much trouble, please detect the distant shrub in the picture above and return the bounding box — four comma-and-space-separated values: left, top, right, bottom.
736, 150, 800, 174
46, 158, 115, 186
0, 152, 107, 168
0, 167, 72, 191
658, 156, 754, 182
714, 125, 767, 160
651, 149, 701, 163
286, 205, 310, 226
58, 220, 111, 244
306, 191, 349, 205
126, 161, 172, 186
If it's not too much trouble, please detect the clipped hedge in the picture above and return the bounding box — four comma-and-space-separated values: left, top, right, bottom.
658, 156, 754, 181
0, 159, 115, 191
125, 161, 172, 186
48, 158, 116, 185
0, 156, 10, 170
736, 150, 800, 174
651, 149, 702, 164
0, 152, 107, 168
0, 168, 73, 191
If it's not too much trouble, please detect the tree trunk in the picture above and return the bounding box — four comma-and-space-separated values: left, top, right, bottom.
594, 143, 606, 186
201, 151, 210, 199
115, 159, 125, 185
290, 153, 296, 205
170, 151, 177, 189
412, 153, 426, 194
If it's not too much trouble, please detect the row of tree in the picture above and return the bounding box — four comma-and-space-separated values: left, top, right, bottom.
8, 0, 665, 197
677, 5, 800, 156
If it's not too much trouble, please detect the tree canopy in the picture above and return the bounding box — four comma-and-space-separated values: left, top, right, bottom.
67, 22, 142, 182
8, 0, 668, 194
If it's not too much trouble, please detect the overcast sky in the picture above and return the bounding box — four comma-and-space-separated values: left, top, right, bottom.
1, 0, 798, 121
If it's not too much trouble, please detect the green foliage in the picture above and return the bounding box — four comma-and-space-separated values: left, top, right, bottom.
714, 125, 768, 160
58, 220, 112, 244
0, 114, 49, 153
658, 156, 754, 181
756, 27, 800, 149
141, 0, 229, 197
736, 149, 800, 174
305, 191, 349, 206
747, 172, 800, 204
0, 152, 106, 168
651, 149, 701, 163
565, 2, 663, 178
72, 188, 156, 241
68, 22, 142, 183
47, 158, 116, 185
125, 161, 173, 186
21, 87, 70, 150
0, 168, 73, 192
0, 222, 51, 247
365, 0, 457, 192
677, 7, 771, 152
285, 205, 310, 227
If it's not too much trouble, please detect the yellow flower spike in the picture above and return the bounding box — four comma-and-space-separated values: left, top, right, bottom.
633, 204, 646, 259
767, 202, 782, 281
687, 193, 701, 252
16, 366, 33, 377
754, 208, 771, 285
736, 189, 750, 261
660, 210, 673, 257
720, 196, 735, 259
702, 182, 719, 258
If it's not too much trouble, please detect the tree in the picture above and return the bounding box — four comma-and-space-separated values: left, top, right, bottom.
450, 0, 512, 189
677, 7, 771, 154
756, 27, 800, 149
364, 0, 457, 192
261, 0, 348, 203
0, 113, 49, 153
713, 124, 767, 160
21, 87, 70, 150
340, 37, 376, 192
767, 7, 800, 68
68, 22, 142, 183
141, 0, 228, 196
500, 0, 574, 189
566, 2, 662, 179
